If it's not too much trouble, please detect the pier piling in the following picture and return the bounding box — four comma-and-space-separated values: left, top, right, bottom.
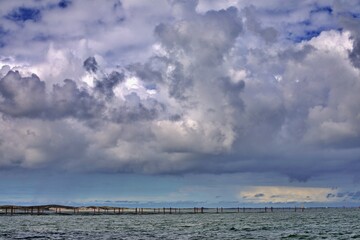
0, 205, 313, 215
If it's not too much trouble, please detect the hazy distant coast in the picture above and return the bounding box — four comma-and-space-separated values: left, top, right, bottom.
1, 204, 349, 215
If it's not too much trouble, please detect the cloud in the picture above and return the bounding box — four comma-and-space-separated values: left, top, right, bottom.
349, 38, 360, 68
239, 186, 337, 203
0, 0, 360, 184
243, 6, 278, 44
83, 57, 98, 74
327, 191, 360, 201
155, 5, 242, 67
0, 71, 46, 117
51, 78, 102, 120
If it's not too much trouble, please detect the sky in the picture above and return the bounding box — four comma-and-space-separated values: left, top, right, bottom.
0, 0, 360, 207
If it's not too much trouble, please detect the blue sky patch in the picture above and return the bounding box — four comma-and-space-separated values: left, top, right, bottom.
58, 0, 72, 9
351, 12, 360, 18
5, 7, 41, 22
287, 29, 322, 43
288, 27, 342, 43
300, 19, 311, 26
311, 6, 333, 14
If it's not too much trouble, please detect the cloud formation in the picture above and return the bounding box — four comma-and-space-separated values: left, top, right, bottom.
239, 186, 336, 203
0, 0, 360, 185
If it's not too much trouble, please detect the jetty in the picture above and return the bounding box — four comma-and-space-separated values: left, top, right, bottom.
0, 205, 313, 215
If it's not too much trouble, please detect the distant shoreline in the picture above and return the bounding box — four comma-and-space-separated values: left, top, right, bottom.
1, 205, 358, 215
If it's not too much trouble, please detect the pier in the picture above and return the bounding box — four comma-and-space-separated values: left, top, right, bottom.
0, 205, 314, 215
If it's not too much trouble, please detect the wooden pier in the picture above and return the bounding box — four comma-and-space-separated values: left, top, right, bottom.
0, 205, 314, 215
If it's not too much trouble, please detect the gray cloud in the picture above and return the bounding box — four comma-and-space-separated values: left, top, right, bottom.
51, 78, 102, 119
0, 0, 360, 184
83, 57, 98, 74
349, 38, 360, 68
94, 71, 124, 98
155, 6, 242, 67
0, 71, 101, 120
0, 71, 46, 118
109, 92, 165, 123
0, 67, 159, 123
243, 6, 278, 44
327, 191, 360, 201
254, 193, 264, 198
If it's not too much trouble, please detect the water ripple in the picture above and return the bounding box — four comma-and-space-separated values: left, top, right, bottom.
0, 209, 359, 239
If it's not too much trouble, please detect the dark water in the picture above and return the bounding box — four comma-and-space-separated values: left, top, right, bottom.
1, 209, 360, 239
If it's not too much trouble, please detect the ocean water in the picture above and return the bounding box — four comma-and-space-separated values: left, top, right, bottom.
1, 209, 360, 239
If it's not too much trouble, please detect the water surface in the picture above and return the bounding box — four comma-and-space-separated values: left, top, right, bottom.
1, 209, 359, 239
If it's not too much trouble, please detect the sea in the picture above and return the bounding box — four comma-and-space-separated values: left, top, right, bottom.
0, 208, 360, 239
